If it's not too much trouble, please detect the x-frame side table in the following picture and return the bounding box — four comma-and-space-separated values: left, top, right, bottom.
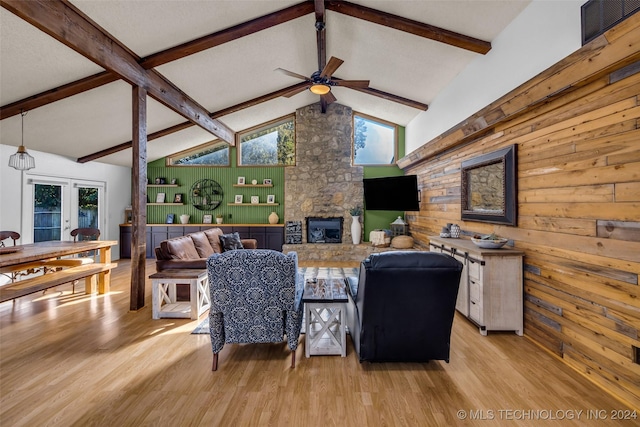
149, 269, 210, 320
302, 278, 349, 357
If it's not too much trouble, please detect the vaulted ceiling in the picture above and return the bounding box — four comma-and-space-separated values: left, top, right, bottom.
0, 0, 529, 167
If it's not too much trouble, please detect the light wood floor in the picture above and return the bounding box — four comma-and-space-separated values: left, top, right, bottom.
0, 260, 634, 426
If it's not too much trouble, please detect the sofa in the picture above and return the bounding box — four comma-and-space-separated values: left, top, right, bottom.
155, 227, 257, 271
346, 251, 463, 363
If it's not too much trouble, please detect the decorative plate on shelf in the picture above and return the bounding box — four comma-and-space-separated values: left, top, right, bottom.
471, 237, 508, 249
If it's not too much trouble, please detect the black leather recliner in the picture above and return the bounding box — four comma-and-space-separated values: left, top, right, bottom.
346, 251, 463, 363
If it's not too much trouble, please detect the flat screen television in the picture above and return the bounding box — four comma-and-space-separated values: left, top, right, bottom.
363, 175, 420, 211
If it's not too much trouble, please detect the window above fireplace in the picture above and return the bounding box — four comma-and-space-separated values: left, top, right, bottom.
352, 112, 398, 166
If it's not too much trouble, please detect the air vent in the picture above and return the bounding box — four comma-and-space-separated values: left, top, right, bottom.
581, 0, 640, 45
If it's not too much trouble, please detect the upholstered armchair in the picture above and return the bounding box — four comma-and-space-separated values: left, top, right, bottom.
346, 251, 463, 363
206, 249, 303, 371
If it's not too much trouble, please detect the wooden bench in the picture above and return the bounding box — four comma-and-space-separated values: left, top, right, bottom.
0, 263, 116, 303
0, 260, 50, 282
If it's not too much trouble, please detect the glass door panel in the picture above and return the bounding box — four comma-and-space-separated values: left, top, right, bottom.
34, 184, 62, 242
77, 187, 99, 229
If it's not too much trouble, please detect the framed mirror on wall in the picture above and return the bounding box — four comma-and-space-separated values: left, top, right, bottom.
461, 144, 517, 226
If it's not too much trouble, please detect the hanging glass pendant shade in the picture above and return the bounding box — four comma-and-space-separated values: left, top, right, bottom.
8, 145, 36, 170
8, 110, 35, 171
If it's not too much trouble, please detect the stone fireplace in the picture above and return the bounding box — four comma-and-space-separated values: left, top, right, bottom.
283, 102, 366, 261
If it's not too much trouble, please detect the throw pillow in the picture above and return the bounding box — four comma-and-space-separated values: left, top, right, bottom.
219, 232, 245, 251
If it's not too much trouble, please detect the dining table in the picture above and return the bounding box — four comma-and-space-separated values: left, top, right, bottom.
0, 240, 118, 294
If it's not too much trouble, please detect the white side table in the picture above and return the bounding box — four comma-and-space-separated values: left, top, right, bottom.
149, 269, 210, 320
303, 278, 348, 357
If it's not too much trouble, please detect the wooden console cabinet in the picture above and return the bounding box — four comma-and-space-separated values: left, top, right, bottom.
429, 236, 524, 336
119, 224, 284, 258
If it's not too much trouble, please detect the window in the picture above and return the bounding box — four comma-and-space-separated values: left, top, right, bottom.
353, 113, 398, 166
166, 140, 230, 166
237, 115, 295, 166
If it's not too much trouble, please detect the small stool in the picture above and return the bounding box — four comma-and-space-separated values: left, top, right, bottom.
149, 269, 210, 320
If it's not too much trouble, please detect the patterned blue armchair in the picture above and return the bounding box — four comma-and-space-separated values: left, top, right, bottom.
207, 249, 303, 371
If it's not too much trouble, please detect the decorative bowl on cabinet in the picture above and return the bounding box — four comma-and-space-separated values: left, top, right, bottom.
471, 237, 508, 249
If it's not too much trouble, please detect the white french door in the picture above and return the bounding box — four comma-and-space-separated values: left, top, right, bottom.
22, 174, 105, 243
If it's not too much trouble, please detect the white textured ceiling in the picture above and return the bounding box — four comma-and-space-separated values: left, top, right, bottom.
0, 0, 530, 167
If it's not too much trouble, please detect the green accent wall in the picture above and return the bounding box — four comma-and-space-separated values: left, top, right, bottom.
145, 126, 408, 235
362, 126, 407, 241
146, 146, 284, 224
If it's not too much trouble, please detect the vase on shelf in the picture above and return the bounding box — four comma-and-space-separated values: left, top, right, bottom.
180, 214, 190, 224
351, 215, 362, 244
450, 223, 461, 238
268, 211, 279, 224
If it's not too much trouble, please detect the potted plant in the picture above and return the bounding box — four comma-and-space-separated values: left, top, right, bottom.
215, 214, 223, 224
349, 206, 362, 217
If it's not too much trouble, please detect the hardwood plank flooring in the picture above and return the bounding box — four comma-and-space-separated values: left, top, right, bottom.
0, 260, 635, 426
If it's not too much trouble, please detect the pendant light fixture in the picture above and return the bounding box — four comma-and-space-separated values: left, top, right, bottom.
8, 110, 35, 171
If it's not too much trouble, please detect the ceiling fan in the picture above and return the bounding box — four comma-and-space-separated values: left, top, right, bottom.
275, 56, 370, 106
275, 1, 369, 111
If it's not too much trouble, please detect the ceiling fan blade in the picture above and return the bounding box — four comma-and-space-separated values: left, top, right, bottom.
281, 84, 311, 98
275, 68, 310, 81
321, 91, 337, 104
320, 57, 344, 78
333, 79, 370, 88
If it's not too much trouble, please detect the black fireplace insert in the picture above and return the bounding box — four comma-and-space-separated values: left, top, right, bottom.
306, 217, 343, 243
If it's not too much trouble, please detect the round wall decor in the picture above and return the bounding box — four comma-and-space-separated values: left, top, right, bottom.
190, 179, 223, 211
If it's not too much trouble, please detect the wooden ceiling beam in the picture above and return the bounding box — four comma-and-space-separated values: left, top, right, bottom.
0, 1, 314, 120
0, 72, 117, 120
314, 0, 325, 22
141, 2, 314, 68
315, 0, 327, 71
332, 77, 429, 110
1, 0, 234, 144
77, 82, 310, 163
326, 0, 491, 54
349, 86, 429, 111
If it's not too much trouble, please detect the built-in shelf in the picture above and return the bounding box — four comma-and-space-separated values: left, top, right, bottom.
232, 184, 274, 188
148, 202, 184, 206
148, 184, 179, 188
227, 203, 280, 206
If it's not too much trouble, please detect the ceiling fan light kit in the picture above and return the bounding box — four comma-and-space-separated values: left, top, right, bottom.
309, 83, 331, 95
8, 111, 36, 171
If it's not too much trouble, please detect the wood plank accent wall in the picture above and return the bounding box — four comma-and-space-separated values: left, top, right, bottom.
399, 14, 640, 409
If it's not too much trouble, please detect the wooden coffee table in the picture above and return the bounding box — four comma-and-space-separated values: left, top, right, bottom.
302, 277, 349, 357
